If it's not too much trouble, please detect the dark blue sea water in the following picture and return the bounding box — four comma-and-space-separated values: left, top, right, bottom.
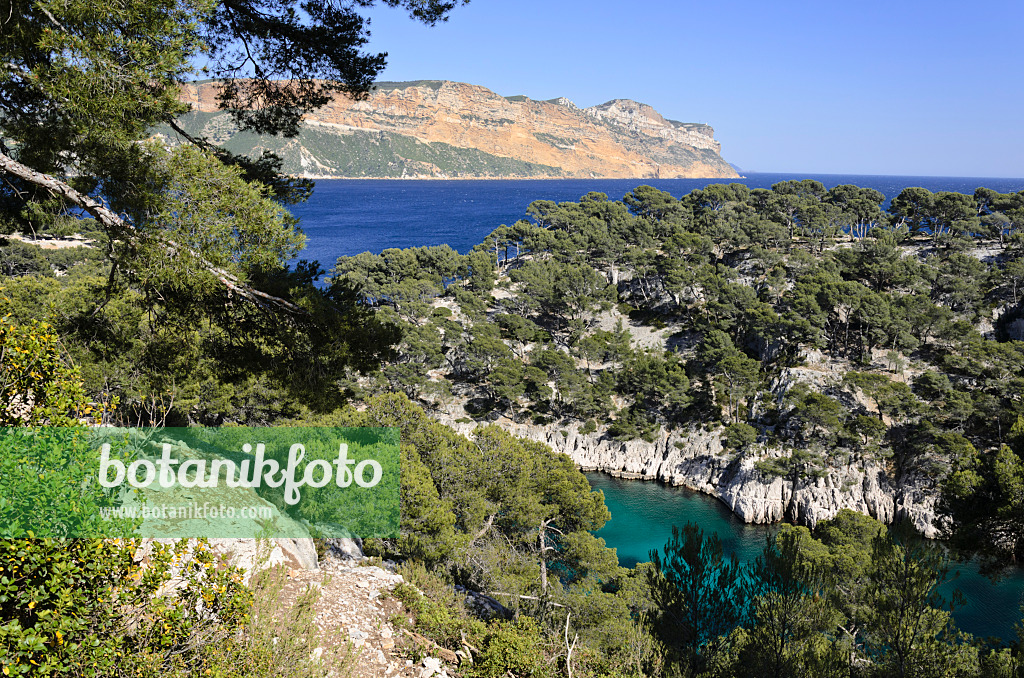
292, 173, 1024, 642
290, 173, 1024, 270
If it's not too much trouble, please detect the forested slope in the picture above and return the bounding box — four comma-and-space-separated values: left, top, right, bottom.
4, 0, 1024, 672
5, 173, 1024, 675
327, 180, 1024, 557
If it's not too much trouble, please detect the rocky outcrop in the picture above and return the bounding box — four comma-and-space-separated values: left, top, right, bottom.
169, 80, 738, 179
434, 415, 942, 538
136, 537, 320, 585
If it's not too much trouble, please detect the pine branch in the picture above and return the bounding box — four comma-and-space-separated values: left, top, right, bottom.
0, 149, 305, 315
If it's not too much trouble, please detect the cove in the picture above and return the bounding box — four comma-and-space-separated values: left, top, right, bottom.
587, 471, 1024, 644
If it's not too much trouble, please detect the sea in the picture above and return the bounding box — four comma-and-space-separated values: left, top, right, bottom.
291, 172, 1024, 643
290, 173, 1024, 271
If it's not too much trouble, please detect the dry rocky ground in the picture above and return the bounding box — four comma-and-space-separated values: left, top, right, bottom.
276, 550, 459, 678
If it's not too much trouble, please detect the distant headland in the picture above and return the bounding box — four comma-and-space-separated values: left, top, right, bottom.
164, 79, 739, 180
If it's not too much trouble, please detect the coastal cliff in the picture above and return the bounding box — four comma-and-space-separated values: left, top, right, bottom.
435, 414, 941, 538
168, 80, 739, 179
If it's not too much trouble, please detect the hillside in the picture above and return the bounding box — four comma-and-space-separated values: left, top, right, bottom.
6, 173, 1024, 676
327, 181, 1024, 545
166, 80, 739, 179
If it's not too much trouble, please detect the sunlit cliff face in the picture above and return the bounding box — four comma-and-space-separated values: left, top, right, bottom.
175, 80, 739, 179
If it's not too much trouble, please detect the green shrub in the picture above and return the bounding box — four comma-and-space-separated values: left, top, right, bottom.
0, 538, 251, 677
42, 246, 105, 272
0, 428, 137, 538
0, 313, 93, 427
0, 309, 132, 539
0, 241, 48, 277
580, 419, 597, 434
392, 562, 485, 649
607, 408, 658, 442
238, 563, 345, 678
391, 564, 553, 678
0, 539, 338, 678
754, 459, 789, 478
470, 618, 551, 678
722, 422, 757, 451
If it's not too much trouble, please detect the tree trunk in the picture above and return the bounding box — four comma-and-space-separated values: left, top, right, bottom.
539, 520, 548, 596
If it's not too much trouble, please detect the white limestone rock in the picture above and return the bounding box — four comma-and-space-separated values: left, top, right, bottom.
436, 413, 941, 537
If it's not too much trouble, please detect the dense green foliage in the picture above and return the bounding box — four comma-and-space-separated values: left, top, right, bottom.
389, 505, 1024, 677
326, 182, 1024, 561
0, 538, 335, 677
4, 8, 1024, 669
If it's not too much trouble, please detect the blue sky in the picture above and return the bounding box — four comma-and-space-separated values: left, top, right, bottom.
362, 0, 1024, 178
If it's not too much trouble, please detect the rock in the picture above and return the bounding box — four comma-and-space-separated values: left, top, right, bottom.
434, 415, 941, 537
461, 589, 510, 619
421, 656, 444, 678
324, 537, 363, 560
135, 537, 319, 586
1007, 318, 1024, 342
177, 81, 738, 180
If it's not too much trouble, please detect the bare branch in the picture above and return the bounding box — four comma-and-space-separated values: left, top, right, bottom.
36, 5, 64, 30
166, 118, 215, 151
564, 612, 578, 678
0, 148, 305, 315
471, 514, 495, 543
488, 592, 565, 608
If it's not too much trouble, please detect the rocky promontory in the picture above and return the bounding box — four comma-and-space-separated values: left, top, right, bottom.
168, 79, 739, 179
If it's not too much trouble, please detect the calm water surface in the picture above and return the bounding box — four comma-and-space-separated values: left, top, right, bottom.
589, 472, 1024, 644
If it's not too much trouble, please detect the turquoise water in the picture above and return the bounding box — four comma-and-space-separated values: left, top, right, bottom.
587, 472, 1024, 644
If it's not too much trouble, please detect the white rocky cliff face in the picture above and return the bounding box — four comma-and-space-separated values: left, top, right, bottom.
435, 416, 941, 538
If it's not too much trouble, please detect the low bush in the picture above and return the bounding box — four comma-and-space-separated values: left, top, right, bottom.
0, 538, 340, 678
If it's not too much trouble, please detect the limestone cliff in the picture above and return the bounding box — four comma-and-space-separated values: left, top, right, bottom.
434, 415, 942, 538
168, 80, 739, 179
